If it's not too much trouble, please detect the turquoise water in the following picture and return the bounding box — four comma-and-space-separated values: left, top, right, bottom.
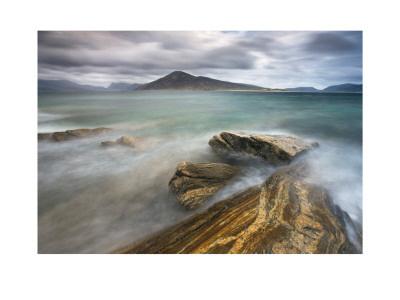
38, 91, 362, 253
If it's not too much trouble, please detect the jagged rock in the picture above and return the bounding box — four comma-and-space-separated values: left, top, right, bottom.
101, 136, 140, 148
116, 163, 358, 254
38, 127, 112, 142
209, 131, 317, 165
168, 162, 241, 209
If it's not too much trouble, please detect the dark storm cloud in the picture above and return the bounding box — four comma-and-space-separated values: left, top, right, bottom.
38, 31, 362, 88
304, 31, 361, 54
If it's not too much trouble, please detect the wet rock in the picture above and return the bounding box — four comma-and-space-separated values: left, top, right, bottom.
117, 163, 358, 254
209, 131, 317, 165
52, 131, 72, 141
101, 136, 141, 148
116, 136, 138, 147
38, 127, 112, 142
169, 162, 241, 209
38, 133, 52, 141
100, 141, 116, 147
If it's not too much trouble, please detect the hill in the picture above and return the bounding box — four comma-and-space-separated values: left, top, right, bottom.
107, 82, 143, 91
135, 71, 277, 91
38, 80, 143, 92
284, 87, 320, 92
38, 80, 108, 92
322, 83, 362, 93
285, 83, 362, 93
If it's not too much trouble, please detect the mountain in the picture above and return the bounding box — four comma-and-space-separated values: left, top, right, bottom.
107, 82, 143, 91
285, 83, 362, 93
284, 87, 320, 92
38, 80, 108, 92
38, 80, 143, 92
135, 71, 277, 91
322, 83, 362, 93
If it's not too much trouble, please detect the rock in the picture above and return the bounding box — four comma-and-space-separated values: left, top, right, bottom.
169, 162, 241, 209
116, 136, 138, 147
38, 127, 112, 142
116, 163, 358, 254
38, 133, 52, 141
100, 141, 116, 147
101, 136, 141, 148
209, 131, 317, 165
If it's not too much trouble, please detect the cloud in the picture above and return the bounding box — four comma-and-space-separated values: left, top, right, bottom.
38, 31, 362, 88
304, 32, 361, 54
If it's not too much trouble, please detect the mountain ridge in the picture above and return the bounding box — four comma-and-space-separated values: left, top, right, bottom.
38, 73, 363, 93
135, 71, 276, 91
285, 83, 362, 93
38, 80, 143, 92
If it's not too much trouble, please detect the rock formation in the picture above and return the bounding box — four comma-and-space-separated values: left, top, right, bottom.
209, 131, 317, 165
101, 136, 142, 148
38, 127, 112, 142
116, 163, 358, 254
168, 162, 241, 209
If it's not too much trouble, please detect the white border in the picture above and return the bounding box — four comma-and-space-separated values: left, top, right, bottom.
2, 0, 399, 299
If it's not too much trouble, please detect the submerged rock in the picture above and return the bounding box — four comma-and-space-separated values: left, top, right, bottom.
169, 162, 241, 209
209, 131, 317, 165
116, 163, 358, 254
38, 127, 112, 142
101, 136, 141, 148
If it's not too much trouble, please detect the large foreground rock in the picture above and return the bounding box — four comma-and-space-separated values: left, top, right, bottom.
168, 162, 241, 209
38, 127, 112, 142
116, 163, 359, 254
209, 131, 317, 165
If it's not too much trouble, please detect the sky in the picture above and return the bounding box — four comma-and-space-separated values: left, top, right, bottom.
38, 31, 362, 89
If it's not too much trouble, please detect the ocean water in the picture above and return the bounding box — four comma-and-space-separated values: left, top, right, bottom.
38, 91, 362, 253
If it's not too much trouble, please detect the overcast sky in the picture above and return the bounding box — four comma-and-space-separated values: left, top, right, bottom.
38, 31, 362, 89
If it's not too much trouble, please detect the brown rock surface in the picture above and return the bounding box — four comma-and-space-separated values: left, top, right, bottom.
116, 163, 358, 254
38, 133, 52, 141
168, 162, 241, 209
39, 127, 112, 142
101, 136, 142, 148
209, 131, 316, 165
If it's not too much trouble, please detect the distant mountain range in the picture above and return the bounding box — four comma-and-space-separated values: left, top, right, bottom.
284, 87, 321, 92
38, 80, 143, 92
285, 83, 362, 93
38, 72, 362, 93
106, 82, 143, 91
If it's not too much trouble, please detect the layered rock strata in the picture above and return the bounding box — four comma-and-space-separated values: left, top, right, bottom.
209, 131, 317, 165
116, 163, 357, 254
168, 162, 241, 209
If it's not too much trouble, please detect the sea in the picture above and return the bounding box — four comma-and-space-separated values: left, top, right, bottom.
38, 91, 362, 253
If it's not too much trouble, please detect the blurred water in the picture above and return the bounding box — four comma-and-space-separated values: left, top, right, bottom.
38, 91, 362, 253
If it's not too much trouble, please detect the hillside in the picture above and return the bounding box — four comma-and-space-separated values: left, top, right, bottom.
285, 83, 362, 93
322, 83, 362, 93
107, 82, 143, 91
284, 87, 320, 92
38, 80, 108, 92
135, 71, 277, 91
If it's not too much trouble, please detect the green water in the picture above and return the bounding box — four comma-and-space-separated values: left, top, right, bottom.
38, 91, 362, 253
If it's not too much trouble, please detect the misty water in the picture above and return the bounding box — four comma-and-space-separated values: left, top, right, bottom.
38, 91, 362, 253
